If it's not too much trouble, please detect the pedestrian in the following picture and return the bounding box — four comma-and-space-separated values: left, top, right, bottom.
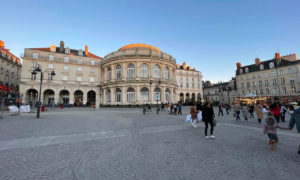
148, 104, 151, 112
190, 106, 199, 127
173, 104, 177, 115
288, 102, 300, 154
280, 104, 286, 123
161, 103, 165, 112
202, 102, 215, 139
168, 103, 171, 112
218, 104, 223, 116
170, 103, 173, 114
263, 112, 289, 150
288, 104, 295, 115
178, 104, 182, 115
242, 103, 249, 123
196, 102, 202, 111
249, 104, 254, 118
270, 102, 281, 123
225, 104, 229, 115
234, 102, 241, 121
255, 101, 264, 124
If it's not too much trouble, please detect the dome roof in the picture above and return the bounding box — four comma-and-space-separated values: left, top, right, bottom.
119, 43, 161, 52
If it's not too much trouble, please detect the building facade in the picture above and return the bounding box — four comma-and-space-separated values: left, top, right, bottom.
20, 41, 102, 107
236, 53, 300, 102
0, 40, 22, 97
203, 85, 220, 102
176, 62, 203, 103
20, 42, 203, 106
219, 78, 237, 104
100, 44, 177, 105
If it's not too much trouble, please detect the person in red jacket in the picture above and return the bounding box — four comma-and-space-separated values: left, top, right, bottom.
270, 102, 281, 123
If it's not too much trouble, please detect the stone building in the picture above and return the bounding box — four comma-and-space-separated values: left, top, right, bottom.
100, 44, 177, 105
236, 53, 300, 102
0, 40, 22, 97
176, 62, 203, 103
219, 78, 237, 104
203, 85, 220, 103
20, 41, 102, 106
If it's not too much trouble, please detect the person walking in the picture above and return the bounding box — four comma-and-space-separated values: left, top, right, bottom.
289, 102, 300, 154
270, 102, 281, 123
280, 104, 286, 123
218, 104, 223, 116
178, 104, 182, 115
170, 103, 173, 114
190, 106, 199, 127
249, 104, 255, 119
161, 103, 165, 112
242, 103, 249, 123
225, 104, 229, 115
255, 101, 264, 124
202, 102, 215, 139
234, 102, 241, 121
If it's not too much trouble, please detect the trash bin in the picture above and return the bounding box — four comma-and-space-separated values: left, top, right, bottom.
41, 105, 45, 112
61, 104, 64, 109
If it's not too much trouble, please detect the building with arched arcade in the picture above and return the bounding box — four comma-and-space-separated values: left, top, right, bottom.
19, 42, 203, 106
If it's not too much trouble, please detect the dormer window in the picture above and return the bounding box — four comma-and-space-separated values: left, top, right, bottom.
260, 64, 264, 70
49, 55, 54, 61
65, 47, 70, 54
245, 68, 249, 73
32, 53, 38, 59
78, 59, 82, 64
239, 69, 243, 74
78, 49, 83, 56
269, 62, 274, 68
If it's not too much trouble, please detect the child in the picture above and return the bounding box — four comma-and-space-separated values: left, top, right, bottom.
190, 106, 199, 127
263, 112, 289, 150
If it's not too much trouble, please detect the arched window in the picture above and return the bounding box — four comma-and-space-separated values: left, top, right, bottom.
141, 87, 149, 101
107, 89, 111, 103
116, 88, 122, 103
107, 67, 112, 81
127, 64, 135, 78
245, 68, 249, 73
164, 67, 169, 79
165, 88, 170, 102
269, 62, 274, 68
239, 69, 243, 74
260, 64, 264, 70
127, 87, 135, 102
116, 65, 122, 79
153, 65, 160, 78
140, 64, 149, 78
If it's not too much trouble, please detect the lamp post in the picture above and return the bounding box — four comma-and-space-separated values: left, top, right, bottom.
31, 65, 55, 118
150, 80, 161, 114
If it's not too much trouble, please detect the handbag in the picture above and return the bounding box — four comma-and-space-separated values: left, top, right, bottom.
213, 118, 217, 127
233, 112, 236, 118
197, 111, 202, 121
186, 114, 192, 123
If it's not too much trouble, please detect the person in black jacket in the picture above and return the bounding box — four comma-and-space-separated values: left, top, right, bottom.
202, 102, 215, 139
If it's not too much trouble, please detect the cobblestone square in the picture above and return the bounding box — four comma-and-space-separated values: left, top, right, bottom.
0, 107, 299, 180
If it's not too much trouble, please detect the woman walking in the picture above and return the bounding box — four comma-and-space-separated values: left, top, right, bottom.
242, 103, 249, 123
255, 101, 264, 124
234, 102, 242, 121
202, 102, 215, 139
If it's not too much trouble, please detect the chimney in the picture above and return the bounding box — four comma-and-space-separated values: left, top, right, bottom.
255, 58, 260, 65
275, 52, 280, 59
183, 62, 187, 69
0, 40, 4, 48
59, 41, 64, 52
85, 45, 89, 56
236, 62, 242, 69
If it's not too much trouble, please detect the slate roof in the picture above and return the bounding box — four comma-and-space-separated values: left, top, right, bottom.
236, 58, 300, 75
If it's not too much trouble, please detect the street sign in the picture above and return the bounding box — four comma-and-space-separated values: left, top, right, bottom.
155, 93, 160, 101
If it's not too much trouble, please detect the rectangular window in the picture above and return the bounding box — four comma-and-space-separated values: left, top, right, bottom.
247, 82, 250, 87
78, 67, 82, 72
48, 64, 53, 69
288, 68, 293, 74
258, 74, 262, 79
279, 69, 283, 75
91, 60, 95, 65
49, 55, 54, 61
90, 77, 95, 82
91, 67, 95, 73
63, 76, 68, 81
116, 93, 121, 103
253, 81, 256, 87
64, 57, 69, 63
127, 68, 135, 78
271, 71, 276, 76
78, 59, 82, 64
127, 92, 135, 102
47, 73, 53, 80
281, 87, 286, 94
31, 74, 36, 80
266, 88, 270, 94
260, 89, 263, 94
273, 88, 277, 95
280, 78, 285, 84
263, 72, 268, 78
116, 69, 122, 79
259, 80, 262, 86
64, 66, 68, 71
77, 77, 82, 81
253, 75, 256, 79
32, 53, 38, 59
265, 80, 268, 86
272, 79, 276, 85
32, 62, 37, 68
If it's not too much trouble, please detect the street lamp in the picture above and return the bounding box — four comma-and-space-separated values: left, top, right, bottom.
31, 64, 55, 118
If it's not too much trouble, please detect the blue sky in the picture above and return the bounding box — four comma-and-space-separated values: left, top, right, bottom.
2, 0, 300, 82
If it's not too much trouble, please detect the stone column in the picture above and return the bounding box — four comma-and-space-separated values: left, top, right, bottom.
122, 86, 127, 105
69, 91, 74, 105
83, 91, 87, 105
136, 62, 140, 80
111, 64, 115, 82
161, 86, 165, 103
150, 85, 154, 104
54, 92, 59, 105
111, 87, 115, 105
122, 63, 126, 81
136, 86, 140, 104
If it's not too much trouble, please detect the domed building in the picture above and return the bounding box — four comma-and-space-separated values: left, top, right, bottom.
100, 44, 177, 105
